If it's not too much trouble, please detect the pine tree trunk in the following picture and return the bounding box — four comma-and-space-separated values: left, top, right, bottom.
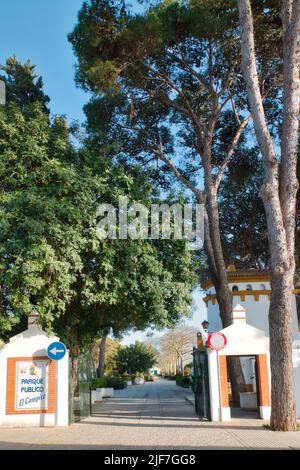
238, 0, 300, 430
97, 335, 107, 378
269, 271, 297, 430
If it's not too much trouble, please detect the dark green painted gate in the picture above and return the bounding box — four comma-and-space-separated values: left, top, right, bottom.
69, 351, 93, 423
192, 347, 211, 420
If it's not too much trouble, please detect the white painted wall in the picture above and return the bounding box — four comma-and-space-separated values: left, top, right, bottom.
240, 356, 256, 389
206, 281, 300, 341
207, 305, 271, 422
0, 326, 69, 427
207, 302, 222, 332
292, 344, 300, 419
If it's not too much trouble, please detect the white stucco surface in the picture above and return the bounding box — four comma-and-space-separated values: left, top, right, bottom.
208, 305, 271, 422
206, 280, 300, 341
0, 326, 69, 427
293, 344, 300, 419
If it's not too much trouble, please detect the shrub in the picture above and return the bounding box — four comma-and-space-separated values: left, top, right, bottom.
90, 377, 107, 389
122, 374, 132, 381
144, 375, 154, 382
176, 375, 192, 388
108, 377, 127, 389
90, 376, 127, 389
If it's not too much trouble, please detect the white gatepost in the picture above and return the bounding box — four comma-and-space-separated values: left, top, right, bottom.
0, 312, 69, 427
55, 352, 69, 426
207, 348, 220, 421
207, 304, 271, 422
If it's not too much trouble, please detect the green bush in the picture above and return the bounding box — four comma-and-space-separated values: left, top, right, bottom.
144, 375, 154, 382
108, 377, 127, 389
122, 374, 132, 382
90, 376, 127, 389
90, 377, 107, 389
123, 374, 136, 383
176, 375, 192, 388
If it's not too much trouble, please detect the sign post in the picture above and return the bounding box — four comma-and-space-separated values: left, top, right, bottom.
207, 331, 227, 421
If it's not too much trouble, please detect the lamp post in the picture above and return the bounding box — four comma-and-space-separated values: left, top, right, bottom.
196, 332, 203, 349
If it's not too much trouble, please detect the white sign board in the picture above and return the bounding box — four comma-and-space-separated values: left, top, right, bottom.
15, 359, 50, 411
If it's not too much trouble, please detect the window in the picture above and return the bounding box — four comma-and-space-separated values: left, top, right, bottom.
260, 284, 266, 290
246, 284, 252, 291
232, 285, 239, 292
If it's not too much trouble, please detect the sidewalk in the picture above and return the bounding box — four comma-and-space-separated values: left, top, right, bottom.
0, 381, 299, 449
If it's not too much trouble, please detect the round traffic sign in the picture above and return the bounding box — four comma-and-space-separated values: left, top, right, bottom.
47, 341, 67, 361
207, 332, 227, 351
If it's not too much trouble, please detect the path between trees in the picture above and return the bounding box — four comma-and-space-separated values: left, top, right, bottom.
1, 379, 300, 449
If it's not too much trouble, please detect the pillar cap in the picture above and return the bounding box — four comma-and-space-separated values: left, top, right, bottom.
28, 310, 40, 328
232, 304, 246, 323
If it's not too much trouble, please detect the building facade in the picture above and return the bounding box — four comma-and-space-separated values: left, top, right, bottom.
202, 266, 300, 341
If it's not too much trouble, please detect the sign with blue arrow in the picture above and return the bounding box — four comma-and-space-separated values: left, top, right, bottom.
47, 342, 67, 361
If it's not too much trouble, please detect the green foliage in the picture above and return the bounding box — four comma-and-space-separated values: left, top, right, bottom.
90, 376, 127, 389
69, 0, 283, 274
144, 375, 154, 382
176, 374, 192, 387
0, 57, 198, 354
0, 59, 100, 337
0, 56, 50, 111
92, 336, 120, 376
219, 150, 269, 267
115, 341, 157, 375
90, 377, 107, 389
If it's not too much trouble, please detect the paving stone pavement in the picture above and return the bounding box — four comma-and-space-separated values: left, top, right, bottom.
0, 379, 300, 450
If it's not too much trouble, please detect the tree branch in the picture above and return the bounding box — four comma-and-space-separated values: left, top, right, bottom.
214, 114, 252, 191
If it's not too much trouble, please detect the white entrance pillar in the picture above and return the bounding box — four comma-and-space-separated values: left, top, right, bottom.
207, 349, 221, 421
0, 313, 69, 427
206, 304, 271, 422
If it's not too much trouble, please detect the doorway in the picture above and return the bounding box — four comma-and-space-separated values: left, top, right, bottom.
228, 355, 259, 419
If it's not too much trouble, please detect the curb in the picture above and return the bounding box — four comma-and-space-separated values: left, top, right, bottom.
185, 395, 195, 406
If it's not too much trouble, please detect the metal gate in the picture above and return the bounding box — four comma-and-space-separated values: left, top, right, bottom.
192, 347, 211, 420
69, 351, 93, 423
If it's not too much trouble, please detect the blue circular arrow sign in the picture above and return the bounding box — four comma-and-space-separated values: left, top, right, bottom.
47, 341, 67, 361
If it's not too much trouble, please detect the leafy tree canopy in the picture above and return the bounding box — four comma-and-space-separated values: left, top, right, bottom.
69, 0, 282, 271
115, 341, 157, 374
0, 57, 199, 352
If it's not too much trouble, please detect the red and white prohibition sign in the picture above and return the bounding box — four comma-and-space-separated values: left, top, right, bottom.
207, 331, 227, 351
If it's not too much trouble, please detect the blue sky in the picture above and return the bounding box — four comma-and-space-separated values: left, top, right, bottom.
0, 0, 87, 123
0, 0, 207, 344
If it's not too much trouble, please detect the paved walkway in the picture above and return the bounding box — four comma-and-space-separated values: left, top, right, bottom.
1, 379, 300, 449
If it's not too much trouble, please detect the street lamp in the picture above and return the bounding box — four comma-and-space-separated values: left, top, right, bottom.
201, 320, 209, 333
